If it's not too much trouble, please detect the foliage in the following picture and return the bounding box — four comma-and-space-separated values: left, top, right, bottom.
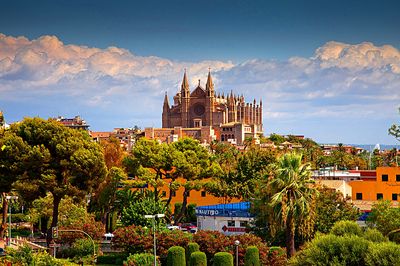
157, 229, 192, 258
112, 225, 153, 254
6, 245, 74, 266
213, 252, 233, 266
330, 220, 363, 237
121, 195, 166, 227
289, 234, 370, 266
61, 238, 97, 259
363, 228, 388, 243
97, 253, 127, 265
367, 200, 400, 239
112, 225, 191, 257
192, 231, 286, 266
267, 152, 317, 257
186, 242, 199, 266
314, 187, 360, 234
388, 107, 400, 142
90, 166, 127, 232
167, 246, 186, 266
365, 241, 400, 266
190, 251, 207, 266
207, 145, 277, 201
124, 253, 159, 266
192, 230, 230, 260
244, 246, 260, 266
2, 117, 107, 243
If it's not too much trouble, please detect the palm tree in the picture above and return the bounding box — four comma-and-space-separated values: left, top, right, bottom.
268, 152, 317, 258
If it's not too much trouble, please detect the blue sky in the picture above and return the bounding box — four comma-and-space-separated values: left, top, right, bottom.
1, 0, 399, 144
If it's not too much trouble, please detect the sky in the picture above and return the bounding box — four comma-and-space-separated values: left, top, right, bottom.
0, 0, 399, 144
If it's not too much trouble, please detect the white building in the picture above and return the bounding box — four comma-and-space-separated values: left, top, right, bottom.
195, 202, 253, 235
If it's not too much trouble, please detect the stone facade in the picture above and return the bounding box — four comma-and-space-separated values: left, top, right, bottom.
147, 71, 263, 145
162, 71, 263, 132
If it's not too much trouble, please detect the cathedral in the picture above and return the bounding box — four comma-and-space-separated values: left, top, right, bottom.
162, 70, 263, 132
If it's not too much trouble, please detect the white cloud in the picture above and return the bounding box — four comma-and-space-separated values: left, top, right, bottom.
1, 33, 399, 143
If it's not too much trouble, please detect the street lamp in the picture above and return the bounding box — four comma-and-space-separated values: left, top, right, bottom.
6, 195, 18, 246
144, 214, 165, 266
234, 240, 240, 266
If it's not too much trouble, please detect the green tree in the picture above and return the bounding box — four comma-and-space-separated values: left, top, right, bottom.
388, 107, 400, 142
90, 167, 127, 231
126, 138, 174, 204
121, 191, 166, 227
268, 152, 317, 257
4, 118, 107, 244
0, 130, 29, 238
314, 187, 360, 233
367, 200, 400, 239
172, 138, 217, 223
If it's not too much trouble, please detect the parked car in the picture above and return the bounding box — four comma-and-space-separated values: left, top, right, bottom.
0, 247, 5, 256
167, 225, 181, 230
180, 223, 197, 233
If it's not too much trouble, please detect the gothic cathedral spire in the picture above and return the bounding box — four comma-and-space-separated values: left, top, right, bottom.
181, 69, 190, 97
206, 68, 214, 96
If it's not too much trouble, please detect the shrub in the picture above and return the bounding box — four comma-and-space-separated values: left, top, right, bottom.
244, 246, 259, 266
167, 246, 186, 266
97, 253, 127, 265
190, 251, 207, 266
365, 242, 400, 266
193, 231, 230, 261
157, 229, 192, 258
186, 242, 200, 266
213, 252, 233, 266
112, 225, 153, 254
330, 220, 362, 236
363, 228, 388, 243
124, 253, 159, 266
290, 234, 370, 266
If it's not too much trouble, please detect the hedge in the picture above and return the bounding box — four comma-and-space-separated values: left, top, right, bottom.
190, 251, 207, 266
167, 246, 186, 266
213, 252, 233, 266
186, 242, 200, 266
244, 246, 259, 266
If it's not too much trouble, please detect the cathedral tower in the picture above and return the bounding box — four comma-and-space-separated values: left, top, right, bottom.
205, 69, 215, 126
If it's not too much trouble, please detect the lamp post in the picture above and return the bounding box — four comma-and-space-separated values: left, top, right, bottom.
6, 195, 18, 246
234, 240, 240, 266
145, 214, 165, 266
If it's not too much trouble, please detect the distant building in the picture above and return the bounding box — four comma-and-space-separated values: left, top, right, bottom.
146, 70, 263, 145
320, 144, 364, 155
196, 202, 253, 235
55, 116, 90, 130
90, 128, 143, 151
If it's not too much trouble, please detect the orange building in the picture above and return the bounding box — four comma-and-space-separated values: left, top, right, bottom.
155, 177, 241, 210
349, 166, 400, 210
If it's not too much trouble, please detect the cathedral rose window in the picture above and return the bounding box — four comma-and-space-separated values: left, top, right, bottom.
193, 104, 205, 116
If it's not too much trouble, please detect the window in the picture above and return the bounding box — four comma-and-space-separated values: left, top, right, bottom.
392, 193, 398, 201
356, 193, 363, 200
201, 191, 206, 197
377, 193, 383, 200
382, 174, 388, 182
240, 221, 248, 227
397, 175, 400, 182
227, 220, 235, 227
